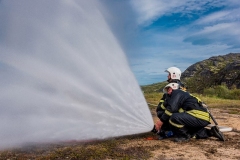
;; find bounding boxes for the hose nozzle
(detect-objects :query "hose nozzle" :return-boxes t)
[151,125,158,133]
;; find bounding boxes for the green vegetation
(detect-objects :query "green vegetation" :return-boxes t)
[142,82,240,103]
[142,83,240,115]
[183,75,213,93]
[203,85,240,100]
[141,82,167,93]
[1,81,239,160]
[143,81,240,100]
[0,134,156,160]
[181,53,240,93]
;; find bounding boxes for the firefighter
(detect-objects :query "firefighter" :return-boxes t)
[165,66,185,89]
[160,84,225,142]
[153,67,185,138]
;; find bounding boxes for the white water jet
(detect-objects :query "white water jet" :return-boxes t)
[0,0,154,149]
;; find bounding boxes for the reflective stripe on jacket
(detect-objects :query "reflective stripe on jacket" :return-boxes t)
[187,109,210,122]
[160,89,209,123]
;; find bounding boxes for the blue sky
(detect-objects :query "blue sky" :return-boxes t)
[102,0,240,85]
[0,0,239,148]
[1,0,240,86]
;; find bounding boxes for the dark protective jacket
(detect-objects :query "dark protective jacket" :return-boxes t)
[156,80,185,113]
[160,89,210,123]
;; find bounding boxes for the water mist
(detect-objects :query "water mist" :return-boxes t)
[0,0,154,149]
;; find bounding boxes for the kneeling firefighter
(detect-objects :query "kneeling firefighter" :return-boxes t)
[153,67,186,138]
[159,84,225,142]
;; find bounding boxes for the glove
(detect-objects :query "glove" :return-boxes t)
[151,125,158,134]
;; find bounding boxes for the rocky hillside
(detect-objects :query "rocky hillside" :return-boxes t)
[181,53,240,92]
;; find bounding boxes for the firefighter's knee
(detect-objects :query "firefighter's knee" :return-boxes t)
[170,113,180,122]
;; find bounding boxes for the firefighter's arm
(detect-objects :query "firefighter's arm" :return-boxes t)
[159,107,171,123]
[168,92,182,112]
[156,94,166,112]
[156,99,165,112]
[160,93,181,122]
[159,102,178,123]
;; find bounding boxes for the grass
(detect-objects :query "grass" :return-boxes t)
[193,94,240,111]
[1,89,240,159]
[144,92,240,107]
[144,92,240,115]
[0,133,155,160]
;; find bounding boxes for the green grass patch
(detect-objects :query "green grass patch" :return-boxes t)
[0,134,155,160]
[143,91,240,110]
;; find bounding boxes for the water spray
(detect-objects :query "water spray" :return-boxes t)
[0,0,154,149]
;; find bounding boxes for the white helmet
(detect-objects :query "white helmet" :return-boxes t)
[163,83,179,93]
[165,67,181,80]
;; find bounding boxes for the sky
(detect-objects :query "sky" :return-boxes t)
[0,0,239,149]
[1,0,240,86]
[102,0,240,85]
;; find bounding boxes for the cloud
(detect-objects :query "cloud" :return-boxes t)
[195,10,231,24]
[181,2,240,48]
[130,0,188,26]
[128,24,239,85]
[184,9,240,48]
[129,0,240,48]
[129,0,231,26]
[102,0,240,84]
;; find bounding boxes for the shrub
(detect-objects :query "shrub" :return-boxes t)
[203,87,215,96]
[214,85,230,98]
[203,85,240,100]
[229,89,240,99]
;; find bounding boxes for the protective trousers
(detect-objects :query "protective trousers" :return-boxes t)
[169,112,211,139]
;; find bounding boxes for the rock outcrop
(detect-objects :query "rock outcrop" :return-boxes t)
[181,53,240,91]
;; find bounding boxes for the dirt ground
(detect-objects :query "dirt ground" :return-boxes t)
[0,108,239,160]
[145,108,240,160]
